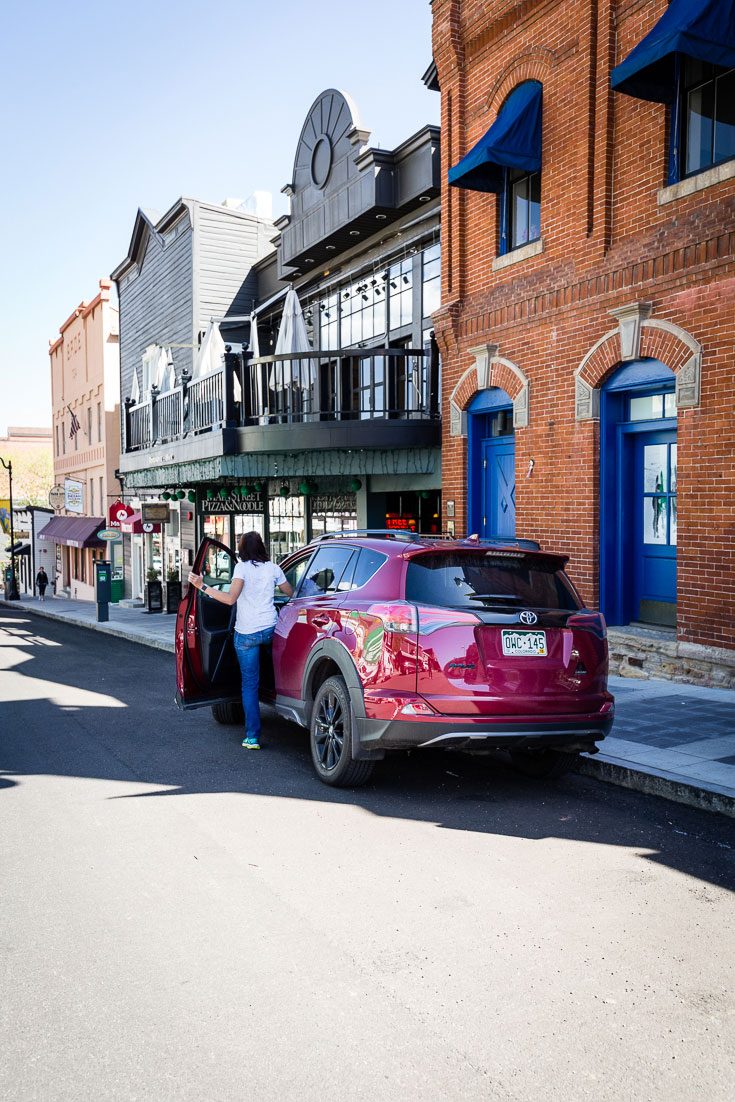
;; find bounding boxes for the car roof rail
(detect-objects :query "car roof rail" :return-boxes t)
[461,535,541,551]
[313,528,422,544]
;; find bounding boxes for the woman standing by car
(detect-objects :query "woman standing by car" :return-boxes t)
[188,531,293,749]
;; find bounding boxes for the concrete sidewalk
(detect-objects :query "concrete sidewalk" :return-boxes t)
[2,593,734,817]
[1,592,176,651]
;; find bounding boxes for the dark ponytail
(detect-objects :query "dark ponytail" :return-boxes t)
[238,530,269,563]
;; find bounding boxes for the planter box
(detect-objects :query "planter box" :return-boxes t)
[165,579,182,613]
[145,579,163,613]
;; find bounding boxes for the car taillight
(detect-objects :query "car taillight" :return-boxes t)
[416,606,481,634]
[367,602,418,633]
[567,612,607,639]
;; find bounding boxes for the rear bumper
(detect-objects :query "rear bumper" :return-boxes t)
[355,711,614,752]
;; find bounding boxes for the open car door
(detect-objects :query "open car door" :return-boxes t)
[175,538,241,710]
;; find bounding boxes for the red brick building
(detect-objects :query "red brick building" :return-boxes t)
[431,0,735,675]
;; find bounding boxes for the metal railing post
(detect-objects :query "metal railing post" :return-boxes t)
[223,348,239,427]
[149,385,159,444]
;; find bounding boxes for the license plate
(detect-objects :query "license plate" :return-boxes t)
[501,629,547,657]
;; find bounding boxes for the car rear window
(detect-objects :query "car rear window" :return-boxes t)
[405,552,582,611]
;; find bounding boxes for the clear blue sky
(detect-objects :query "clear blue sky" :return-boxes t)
[0,0,437,435]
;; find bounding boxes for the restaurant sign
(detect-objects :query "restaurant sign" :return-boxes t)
[109,500,135,528]
[198,491,265,514]
[49,484,66,510]
[311,494,356,514]
[64,478,84,514]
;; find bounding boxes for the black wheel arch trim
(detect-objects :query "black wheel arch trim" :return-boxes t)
[301,640,384,761]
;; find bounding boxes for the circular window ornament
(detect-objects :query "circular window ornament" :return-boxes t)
[310,134,332,189]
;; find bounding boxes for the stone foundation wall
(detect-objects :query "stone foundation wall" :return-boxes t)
[608,629,735,690]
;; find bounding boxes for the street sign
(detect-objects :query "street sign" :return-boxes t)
[49,485,65,510]
[97,527,122,542]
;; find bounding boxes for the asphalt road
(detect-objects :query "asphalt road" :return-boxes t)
[1,606,734,1102]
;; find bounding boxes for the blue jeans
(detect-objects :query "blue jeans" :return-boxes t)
[233,627,275,741]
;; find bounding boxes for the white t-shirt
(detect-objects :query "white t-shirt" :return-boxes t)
[232,559,287,635]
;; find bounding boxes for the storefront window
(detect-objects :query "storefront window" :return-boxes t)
[234,513,266,547]
[385,491,441,535]
[422,243,441,318]
[319,293,339,350]
[146,532,163,579]
[340,278,386,346]
[203,514,230,544]
[269,495,306,562]
[389,258,413,330]
[112,542,123,582]
[310,494,358,539]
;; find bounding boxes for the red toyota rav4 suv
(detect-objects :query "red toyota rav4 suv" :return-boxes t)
[176,531,614,787]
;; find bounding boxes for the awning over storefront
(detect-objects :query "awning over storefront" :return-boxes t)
[37,516,106,549]
[611,0,735,104]
[448,80,542,193]
[5,540,31,556]
[119,512,162,534]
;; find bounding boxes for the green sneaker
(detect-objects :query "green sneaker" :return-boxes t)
[242,738,260,750]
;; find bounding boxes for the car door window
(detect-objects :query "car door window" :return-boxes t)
[201,544,234,591]
[284,555,313,594]
[298,545,355,597]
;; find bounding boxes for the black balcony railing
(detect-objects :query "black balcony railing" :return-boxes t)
[123,347,439,453]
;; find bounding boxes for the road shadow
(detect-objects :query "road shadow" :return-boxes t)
[2,606,734,893]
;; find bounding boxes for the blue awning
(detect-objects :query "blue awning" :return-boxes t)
[611,0,735,104]
[448,81,542,194]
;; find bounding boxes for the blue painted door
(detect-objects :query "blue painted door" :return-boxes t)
[633,430,677,624]
[482,436,516,538]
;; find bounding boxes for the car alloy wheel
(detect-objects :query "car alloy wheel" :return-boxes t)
[309,675,375,788]
[314,688,344,772]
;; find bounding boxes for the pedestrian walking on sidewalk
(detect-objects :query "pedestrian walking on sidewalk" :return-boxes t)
[188,531,293,749]
[36,567,49,601]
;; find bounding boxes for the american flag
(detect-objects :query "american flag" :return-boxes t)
[67,404,80,439]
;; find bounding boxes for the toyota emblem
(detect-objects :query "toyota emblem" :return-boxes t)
[519,610,537,625]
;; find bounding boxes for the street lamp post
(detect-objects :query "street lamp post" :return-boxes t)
[0,455,19,600]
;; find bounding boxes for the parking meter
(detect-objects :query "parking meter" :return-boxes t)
[4,565,18,601]
[94,560,112,622]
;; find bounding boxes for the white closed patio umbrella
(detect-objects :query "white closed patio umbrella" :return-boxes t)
[155,346,175,393]
[274,286,313,418]
[192,321,226,379]
[130,365,141,405]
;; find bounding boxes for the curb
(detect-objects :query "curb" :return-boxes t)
[0,599,175,654]
[3,599,733,818]
[575,754,735,819]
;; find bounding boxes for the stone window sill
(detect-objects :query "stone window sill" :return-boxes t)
[658,160,735,206]
[492,238,544,271]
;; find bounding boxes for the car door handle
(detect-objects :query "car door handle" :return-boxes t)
[312,614,330,628]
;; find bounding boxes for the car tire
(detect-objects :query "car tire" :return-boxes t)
[510,748,579,779]
[211,701,245,726]
[310,676,375,788]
